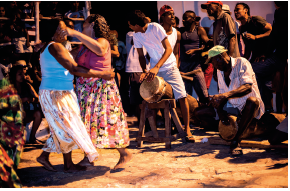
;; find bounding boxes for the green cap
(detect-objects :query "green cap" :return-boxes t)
[204,45,228,65]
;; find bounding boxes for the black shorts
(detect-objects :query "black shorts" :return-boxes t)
[129,72,143,105]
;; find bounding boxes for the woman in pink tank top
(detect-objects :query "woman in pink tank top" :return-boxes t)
[62,14,131,170]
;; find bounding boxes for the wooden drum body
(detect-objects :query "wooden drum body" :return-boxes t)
[218,113,286,141]
[140,76,173,103]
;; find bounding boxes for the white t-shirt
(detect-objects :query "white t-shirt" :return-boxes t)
[133,22,176,72]
[167,27,177,50]
[126,32,150,73]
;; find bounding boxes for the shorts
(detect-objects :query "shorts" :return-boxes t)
[157,66,187,100]
[12,37,33,53]
[129,72,143,105]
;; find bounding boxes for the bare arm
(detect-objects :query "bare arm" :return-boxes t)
[155,37,172,69]
[145,37,172,82]
[210,84,252,109]
[174,31,181,67]
[63,27,109,56]
[136,48,147,72]
[48,43,114,79]
[111,45,120,58]
[227,35,236,57]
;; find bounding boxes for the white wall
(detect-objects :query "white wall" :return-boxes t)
[157,1,276,26]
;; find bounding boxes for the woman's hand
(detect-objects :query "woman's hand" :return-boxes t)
[59,27,75,38]
[102,69,115,80]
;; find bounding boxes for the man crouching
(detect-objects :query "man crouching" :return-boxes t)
[194,45,265,155]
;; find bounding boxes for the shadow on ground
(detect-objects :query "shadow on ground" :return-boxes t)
[17,165,110,187]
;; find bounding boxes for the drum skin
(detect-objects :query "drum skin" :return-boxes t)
[140,76,173,103]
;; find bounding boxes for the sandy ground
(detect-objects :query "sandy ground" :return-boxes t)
[17,116,288,188]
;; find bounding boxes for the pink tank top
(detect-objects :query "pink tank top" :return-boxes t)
[76,38,111,71]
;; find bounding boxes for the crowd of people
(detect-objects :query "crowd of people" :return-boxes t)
[0,1,288,188]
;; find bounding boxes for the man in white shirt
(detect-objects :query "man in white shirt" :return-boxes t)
[128,10,195,142]
[193,45,265,155]
[159,5,181,67]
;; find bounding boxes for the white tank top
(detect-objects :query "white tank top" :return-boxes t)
[167,27,177,49]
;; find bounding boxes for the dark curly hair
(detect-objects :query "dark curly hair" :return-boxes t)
[88,14,114,44]
[39,19,62,43]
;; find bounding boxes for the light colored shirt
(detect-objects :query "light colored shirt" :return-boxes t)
[217,57,265,119]
[133,22,176,72]
[167,26,177,50]
[125,31,150,73]
[40,42,74,91]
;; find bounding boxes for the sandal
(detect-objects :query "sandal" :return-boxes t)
[230,149,243,156]
[185,135,195,143]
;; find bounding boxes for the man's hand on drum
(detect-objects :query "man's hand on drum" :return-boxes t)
[146,67,159,82]
[217,109,230,126]
[139,72,149,83]
[209,93,228,109]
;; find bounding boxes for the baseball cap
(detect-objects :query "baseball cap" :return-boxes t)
[160,5,174,17]
[201,1,223,9]
[222,4,230,12]
[204,45,228,65]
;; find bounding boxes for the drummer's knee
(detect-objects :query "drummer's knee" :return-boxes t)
[246,97,259,109]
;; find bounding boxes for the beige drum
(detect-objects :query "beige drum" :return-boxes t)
[140,76,173,103]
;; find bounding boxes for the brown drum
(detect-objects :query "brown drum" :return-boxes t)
[140,76,173,103]
[218,113,286,141]
[175,94,199,122]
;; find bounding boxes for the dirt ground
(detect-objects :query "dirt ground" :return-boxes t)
[17,116,288,188]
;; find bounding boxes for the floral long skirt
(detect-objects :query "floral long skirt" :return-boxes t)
[76,77,130,149]
[0,78,25,188]
[39,89,99,162]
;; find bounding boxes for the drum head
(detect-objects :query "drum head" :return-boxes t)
[140,76,165,103]
[218,115,238,141]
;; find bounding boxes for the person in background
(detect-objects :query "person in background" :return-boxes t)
[222,4,244,57]
[4,1,18,19]
[179,10,210,105]
[21,2,34,19]
[234,2,273,113]
[9,65,42,144]
[173,16,180,29]
[0,6,6,17]
[39,1,64,19]
[201,1,240,58]
[64,1,84,42]
[9,10,33,66]
[0,66,26,188]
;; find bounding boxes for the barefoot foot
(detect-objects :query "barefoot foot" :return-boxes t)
[113,150,133,170]
[36,157,57,172]
[64,164,87,173]
[77,157,94,166]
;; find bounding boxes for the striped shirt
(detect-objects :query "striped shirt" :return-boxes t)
[217,57,265,119]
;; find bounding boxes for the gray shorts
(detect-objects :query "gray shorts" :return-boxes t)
[157,66,187,100]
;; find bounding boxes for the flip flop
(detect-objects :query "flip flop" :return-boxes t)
[185,135,195,143]
[230,149,243,156]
